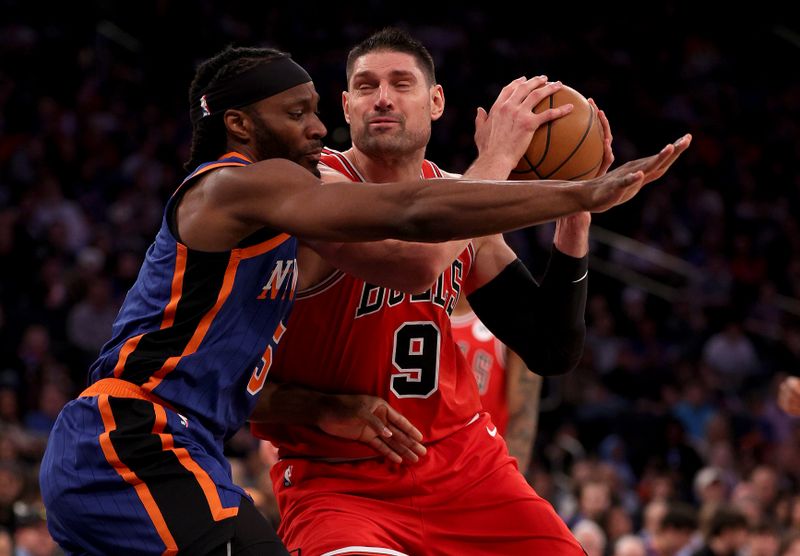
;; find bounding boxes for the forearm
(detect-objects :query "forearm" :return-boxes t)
[539,248,588,348]
[467,252,587,375]
[249,382,329,425]
[395,179,587,242]
[504,361,542,472]
[262,172,589,243]
[306,238,470,294]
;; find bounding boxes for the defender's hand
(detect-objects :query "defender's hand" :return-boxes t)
[579,134,692,213]
[317,394,427,463]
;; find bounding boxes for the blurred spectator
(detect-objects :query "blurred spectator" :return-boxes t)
[646,503,698,556]
[65,276,118,356]
[693,467,728,507]
[11,501,57,556]
[614,534,646,556]
[0,527,11,556]
[779,531,800,556]
[572,519,607,556]
[747,520,781,556]
[569,480,612,528]
[21,382,68,436]
[690,507,748,556]
[702,319,761,390]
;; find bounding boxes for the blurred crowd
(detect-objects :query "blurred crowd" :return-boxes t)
[0,3,798,555]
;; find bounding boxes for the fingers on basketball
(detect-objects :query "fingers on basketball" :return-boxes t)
[509,85,604,181]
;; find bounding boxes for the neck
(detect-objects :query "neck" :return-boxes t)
[345,146,425,183]
[226,142,258,163]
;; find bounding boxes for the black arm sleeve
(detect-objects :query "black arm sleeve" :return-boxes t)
[466,248,588,376]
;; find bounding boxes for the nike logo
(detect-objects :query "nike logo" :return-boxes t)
[486,425,497,437]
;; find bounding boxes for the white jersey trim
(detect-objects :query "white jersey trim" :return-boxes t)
[449,310,476,327]
[295,270,347,299]
[320,547,411,556]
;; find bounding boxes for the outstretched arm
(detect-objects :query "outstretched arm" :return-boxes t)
[207,135,687,246]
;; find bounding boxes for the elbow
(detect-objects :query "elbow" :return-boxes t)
[521,326,586,376]
[405,259,448,294]
[524,346,583,376]
[391,256,452,295]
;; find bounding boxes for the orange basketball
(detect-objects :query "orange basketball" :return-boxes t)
[510,85,604,180]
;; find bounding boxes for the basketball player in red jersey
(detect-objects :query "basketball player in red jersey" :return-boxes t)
[248,29,686,555]
[451,294,543,472]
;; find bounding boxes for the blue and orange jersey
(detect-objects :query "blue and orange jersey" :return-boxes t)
[89,152,298,440]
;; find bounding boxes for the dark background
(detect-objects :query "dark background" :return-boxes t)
[1,2,799,553]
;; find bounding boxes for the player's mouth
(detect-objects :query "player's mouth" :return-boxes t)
[304,148,322,162]
[368,117,401,127]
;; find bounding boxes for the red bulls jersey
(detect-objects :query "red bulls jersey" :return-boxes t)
[253,149,483,459]
[451,311,509,435]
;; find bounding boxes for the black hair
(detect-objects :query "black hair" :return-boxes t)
[706,508,748,539]
[660,503,698,532]
[346,27,436,87]
[184,46,287,171]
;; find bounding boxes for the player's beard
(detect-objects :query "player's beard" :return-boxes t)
[251,115,322,178]
[354,117,431,160]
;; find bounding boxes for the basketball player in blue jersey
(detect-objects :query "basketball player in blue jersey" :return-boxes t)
[39,44,690,555]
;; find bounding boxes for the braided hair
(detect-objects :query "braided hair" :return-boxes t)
[184,46,287,171]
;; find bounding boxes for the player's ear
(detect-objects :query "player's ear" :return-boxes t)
[342,91,351,124]
[224,109,251,142]
[430,84,444,121]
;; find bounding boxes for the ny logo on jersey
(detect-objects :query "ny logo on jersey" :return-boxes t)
[355,259,464,319]
[257,259,298,300]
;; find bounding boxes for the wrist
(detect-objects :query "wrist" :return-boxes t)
[314,393,341,427]
[554,215,590,258]
[548,244,589,281]
[464,154,518,180]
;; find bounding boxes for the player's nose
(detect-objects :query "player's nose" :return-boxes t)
[375,84,394,110]
[309,114,327,139]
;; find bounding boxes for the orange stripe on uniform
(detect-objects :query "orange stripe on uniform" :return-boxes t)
[220,151,253,162]
[97,395,179,555]
[236,232,291,259]
[114,243,187,378]
[161,244,187,328]
[113,334,145,378]
[152,405,238,521]
[142,254,241,391]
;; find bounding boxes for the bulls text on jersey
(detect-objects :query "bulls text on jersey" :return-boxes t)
[355,259,464,319]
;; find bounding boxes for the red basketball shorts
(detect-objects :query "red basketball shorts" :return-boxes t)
[270,413,583,556]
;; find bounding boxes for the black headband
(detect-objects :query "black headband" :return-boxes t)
[190,56,312,124]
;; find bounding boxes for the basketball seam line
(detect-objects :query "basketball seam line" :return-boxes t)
[532,94,555,169]
[543,105,595,179]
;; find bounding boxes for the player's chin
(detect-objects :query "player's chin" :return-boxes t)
[299,158,322,178]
